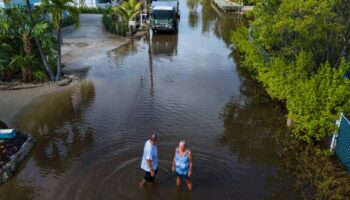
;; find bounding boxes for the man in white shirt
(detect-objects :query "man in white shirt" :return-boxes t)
[140,134,158,185]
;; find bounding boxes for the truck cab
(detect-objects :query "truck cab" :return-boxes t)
[150,0,179,33]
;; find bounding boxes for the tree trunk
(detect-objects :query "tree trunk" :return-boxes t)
[56,26,62,81]
[25,0,55,81]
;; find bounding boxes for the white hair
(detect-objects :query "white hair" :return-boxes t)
[179,140,186,147]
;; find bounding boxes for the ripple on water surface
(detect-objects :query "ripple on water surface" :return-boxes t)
[1,1,299,199]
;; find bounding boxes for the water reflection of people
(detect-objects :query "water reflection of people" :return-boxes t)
[140,134,159,186]
[172,140,193,191]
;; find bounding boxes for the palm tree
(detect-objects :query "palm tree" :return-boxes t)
[112,0,143,33]
[1,6,55,81]
[4,0,56,81]
[40,0,80,80]
[18,19,53,81]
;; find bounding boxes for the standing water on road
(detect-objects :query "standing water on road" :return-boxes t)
[0,0,299,199]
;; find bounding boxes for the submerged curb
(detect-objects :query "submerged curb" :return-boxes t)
[0,75,79,90]
[0,133,34,184]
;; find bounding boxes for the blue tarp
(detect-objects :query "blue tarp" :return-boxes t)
[0,129,16,139]
[336,114,350,171]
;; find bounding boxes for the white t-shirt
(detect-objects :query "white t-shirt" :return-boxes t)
[141,140,158,172]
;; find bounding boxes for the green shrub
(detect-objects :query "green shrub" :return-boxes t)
[102,13,127,36]
[33,70,49,82]
[0,7,58,82]
[79,7,111,14]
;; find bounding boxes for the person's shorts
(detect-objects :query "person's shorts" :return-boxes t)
[143,169,158,183]
[176,172,189,180]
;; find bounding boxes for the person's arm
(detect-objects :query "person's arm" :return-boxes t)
[172,149,176,172]
[145,144,155,177]
[146,159,155,177]
[188,151,193,177]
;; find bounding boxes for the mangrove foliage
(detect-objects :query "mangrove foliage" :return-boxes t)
[232,0,350,143]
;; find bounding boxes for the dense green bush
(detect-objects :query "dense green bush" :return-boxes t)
[102,13,127,36]
[231,0,350,143]
[79,6,111,14]
[0,7,58,82]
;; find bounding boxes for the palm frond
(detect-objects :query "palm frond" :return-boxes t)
[32,22,50,37]
[41,0,81,28]
[10,55,38,69]
[113,0,143,24]
[113,6,129,23]
[0,51,9,69]
[0,22,10,34]
[0,42,13,51]
[134,2,143,10]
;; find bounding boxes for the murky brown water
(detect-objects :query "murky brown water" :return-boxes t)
[0,0,299,199]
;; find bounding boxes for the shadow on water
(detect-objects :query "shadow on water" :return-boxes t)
[219,96,281,165]
[217,62,299,199]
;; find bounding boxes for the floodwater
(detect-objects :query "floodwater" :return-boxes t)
[0,0,299,199]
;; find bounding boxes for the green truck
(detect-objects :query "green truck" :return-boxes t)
[150,0,180,33]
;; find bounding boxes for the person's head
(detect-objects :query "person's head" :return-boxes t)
[150,133,158,144]
[179,140,187,152]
